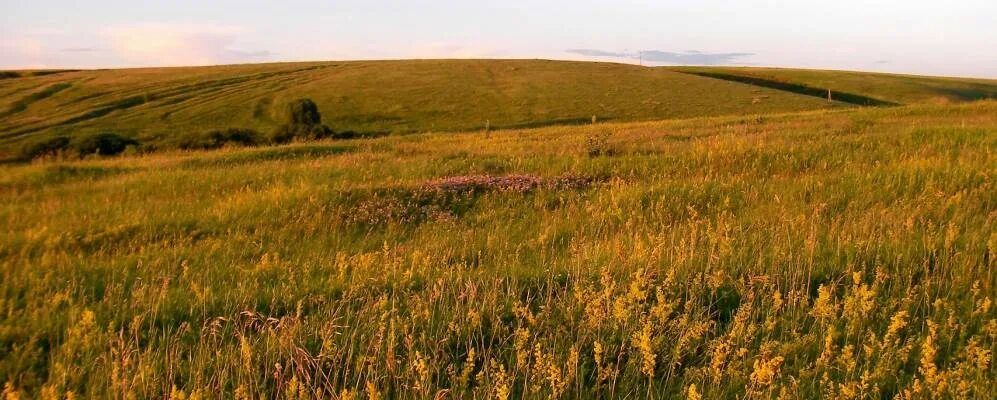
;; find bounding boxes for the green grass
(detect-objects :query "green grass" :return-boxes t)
[0,59,855,157]
[0,101,994,398]
[670,66,997,105]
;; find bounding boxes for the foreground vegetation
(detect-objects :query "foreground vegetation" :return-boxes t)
[1,101,995,398]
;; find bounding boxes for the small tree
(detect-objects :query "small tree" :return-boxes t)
[286,99,322,125]
[272,98,339,143]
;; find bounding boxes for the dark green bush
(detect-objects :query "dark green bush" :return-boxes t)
[271,98,341,143]
[73,133,139,157]
[179,128,263,150]
[286,98,322,125]
[223,129,262,146]
[19,136,71,160]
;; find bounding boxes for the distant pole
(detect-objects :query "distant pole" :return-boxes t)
[485,120,490,138]
[592,115,597,124]
[827,89,832,103]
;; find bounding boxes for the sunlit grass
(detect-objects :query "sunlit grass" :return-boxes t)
[0,101,994,398]
[0,59,851,159]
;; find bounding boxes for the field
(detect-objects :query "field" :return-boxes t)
[1,96,995,398]
[0,59,865,158]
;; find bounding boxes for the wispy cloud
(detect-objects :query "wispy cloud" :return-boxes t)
[566,48,754,65]
[565,49,631,58]
[101,23,272,66]
[61,47,100,53]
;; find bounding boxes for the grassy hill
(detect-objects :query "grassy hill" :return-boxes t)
[0,60,850,156]
[1,101,994,398]
[671,66,997,105]
[5,60,995,160]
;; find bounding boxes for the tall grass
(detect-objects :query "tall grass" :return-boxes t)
[0,102,994,398]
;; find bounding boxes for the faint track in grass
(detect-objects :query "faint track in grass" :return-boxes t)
[0,65,330,140]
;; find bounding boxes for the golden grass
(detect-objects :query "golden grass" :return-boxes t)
[0,101,994,398]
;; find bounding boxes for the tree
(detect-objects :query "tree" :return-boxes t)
[272,98,340,143]
[286,98,322,125]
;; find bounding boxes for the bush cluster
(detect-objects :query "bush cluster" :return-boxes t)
[17,98,355,161]
[271,98,343,143]
[19,133,140,160]
[19,136,72,160]
[73,133,139,157]
[179,128,263,150]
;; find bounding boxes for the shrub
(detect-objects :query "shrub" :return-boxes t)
[179,128,263,150]
[286,98,322,125]
[73,133,139,157]
[272,98,341,143]
[19,136,71,160]
[223,128,262,146]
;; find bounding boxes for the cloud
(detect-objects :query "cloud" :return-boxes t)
[565,49,631,58]
[61,47,100,53]
[566,48,754,65]
[101,23,272,66]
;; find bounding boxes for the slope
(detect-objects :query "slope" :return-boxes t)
[0,59,844,155]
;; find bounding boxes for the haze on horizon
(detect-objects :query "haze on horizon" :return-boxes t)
[2,0,995,78]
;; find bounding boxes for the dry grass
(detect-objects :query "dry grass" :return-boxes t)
[0,101,994,398]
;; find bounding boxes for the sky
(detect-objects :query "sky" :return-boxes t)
[2,0,996,78]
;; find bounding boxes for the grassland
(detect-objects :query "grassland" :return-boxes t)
[0,59,855,158]
[670,66,997,105]
[1,99,994,398]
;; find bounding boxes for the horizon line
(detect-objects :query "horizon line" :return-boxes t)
[2,57,995,81]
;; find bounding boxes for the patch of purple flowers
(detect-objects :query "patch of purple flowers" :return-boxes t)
[423,174,592,193]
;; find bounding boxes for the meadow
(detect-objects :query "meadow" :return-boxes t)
[0,59,860,159]
[1,99,994,398]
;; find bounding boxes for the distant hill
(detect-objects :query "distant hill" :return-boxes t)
[0,60,841,156]
[669,66,997,105]
[2,59,994,158]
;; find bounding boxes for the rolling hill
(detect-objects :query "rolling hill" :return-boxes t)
[3,59,995,160]
[0,59,845,156]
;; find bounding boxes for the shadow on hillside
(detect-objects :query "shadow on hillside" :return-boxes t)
[494,116,615,130]
[678,71,899,106]
[935,86,997,102]
[179,143,357,168]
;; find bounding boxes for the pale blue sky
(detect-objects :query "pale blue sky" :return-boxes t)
[2,0,995,77]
